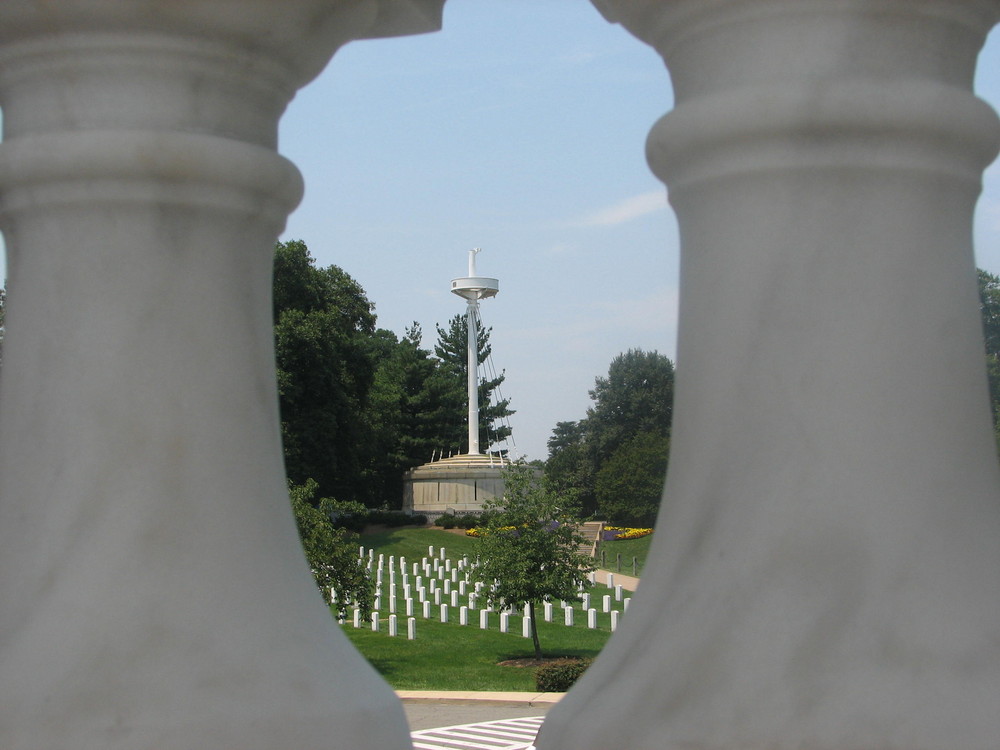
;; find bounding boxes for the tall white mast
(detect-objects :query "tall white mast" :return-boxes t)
[450,248,499,456]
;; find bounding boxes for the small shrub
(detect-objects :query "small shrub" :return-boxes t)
[454,513,480,529]
[437,513,457,529]
[534,658,593,692]
[367,510,419,528]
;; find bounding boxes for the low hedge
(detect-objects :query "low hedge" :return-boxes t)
[534,657,593,692]
[436,512,489,530]
[336,511,427,532]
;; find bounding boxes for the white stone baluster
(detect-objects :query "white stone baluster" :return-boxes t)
[0,2,443,749]
[540,1,1000,749]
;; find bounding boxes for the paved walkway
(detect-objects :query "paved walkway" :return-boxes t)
[592,567,639,591]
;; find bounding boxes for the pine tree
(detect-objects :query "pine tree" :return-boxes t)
[434,313,514,454]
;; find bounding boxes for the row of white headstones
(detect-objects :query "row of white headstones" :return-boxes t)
[333,545,632,641]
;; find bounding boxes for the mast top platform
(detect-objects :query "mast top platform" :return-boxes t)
[451,247,499,301]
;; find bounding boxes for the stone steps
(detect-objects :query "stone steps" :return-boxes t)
[575,521,604,558]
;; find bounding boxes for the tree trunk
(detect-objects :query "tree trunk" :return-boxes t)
[529,600,542,660]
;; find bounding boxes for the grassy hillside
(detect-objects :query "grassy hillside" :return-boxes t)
[345,526,628,690]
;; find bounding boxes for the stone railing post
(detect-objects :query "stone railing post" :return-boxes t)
[539,1,1000,748]
[0,2,442,749]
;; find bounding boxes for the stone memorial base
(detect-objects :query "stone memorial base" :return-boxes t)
[402,454,506,518]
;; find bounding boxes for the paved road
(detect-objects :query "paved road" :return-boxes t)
[403,701,551,731]
[409,715,544,750]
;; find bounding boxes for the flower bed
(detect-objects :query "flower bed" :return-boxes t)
[602,526,653,541]
[466,525,518,538]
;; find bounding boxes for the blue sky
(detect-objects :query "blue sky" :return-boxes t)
[5,2,1000,462]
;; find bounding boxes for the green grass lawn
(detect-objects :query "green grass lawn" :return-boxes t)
[341,616,610,691]
[360,525,654,577]
[344,527,629,690]
[596,533,653,576]
[359,526,480,562]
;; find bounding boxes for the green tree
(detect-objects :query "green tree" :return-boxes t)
[289,478,374,619]
[273,240,377,503]
[594,430,670,526]
[435,313,514,454]
[977,268,1000,454]
[361,323,466,504]
[546,349,674,521]
[544,421,593,503]
[470,464,594,659]
[0,283,5,370]
[586,349,674,463]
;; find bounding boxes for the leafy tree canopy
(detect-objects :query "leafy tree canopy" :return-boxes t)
[289,478,373,619]
[978,268,1000,454]
[471,463,594,659]
[0,283,5,369]
[274,241,377,503]
[546,349,674,522]
[594,430,670,527]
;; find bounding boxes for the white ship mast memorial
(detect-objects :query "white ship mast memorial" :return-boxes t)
[402,249,508,518]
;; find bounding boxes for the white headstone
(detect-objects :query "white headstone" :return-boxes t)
[564,607,574,627]
[544,601,553,622]
[388,614,397,637]
[459,606,468,626]
[500,612,510,633]
[522,615,532,638]
[603,595,611,613]
[611,610,620,633]
[588,608,598,629]
[407,617,416,641]
[479,609,489,630]
[440,604,448,623]
[422,601,430,619]
[370,612,379,633]
[615,585,623,602]
[405,598,414,617]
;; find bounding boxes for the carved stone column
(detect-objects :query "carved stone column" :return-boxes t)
[0,2,442,749]
[539,1,1000,748]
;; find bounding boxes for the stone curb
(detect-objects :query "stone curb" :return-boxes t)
[397,690,566,706]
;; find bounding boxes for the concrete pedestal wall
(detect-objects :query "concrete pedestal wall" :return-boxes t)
[403,454,506,517]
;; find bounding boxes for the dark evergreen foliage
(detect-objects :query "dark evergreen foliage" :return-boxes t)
[435,313,514,454]
[545,349,674,523]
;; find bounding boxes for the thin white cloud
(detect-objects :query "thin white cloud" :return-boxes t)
[576,190,667,227]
